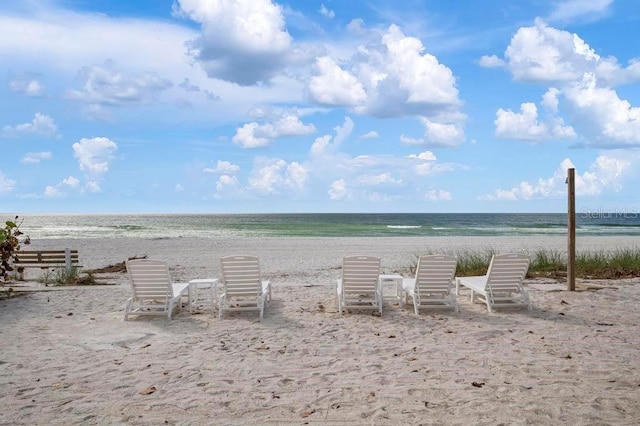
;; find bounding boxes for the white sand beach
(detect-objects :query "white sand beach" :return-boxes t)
[1,236,640,425]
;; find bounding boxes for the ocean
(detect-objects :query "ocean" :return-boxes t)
[14,212,640,240]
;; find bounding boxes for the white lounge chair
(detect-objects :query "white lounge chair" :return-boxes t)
[218,255,271,320]
[455,253,531,312]
[336,255,382,315]
[402,254,458,314]
[124,259,190,320]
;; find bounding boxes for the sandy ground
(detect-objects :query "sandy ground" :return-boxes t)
[1,236,640,425]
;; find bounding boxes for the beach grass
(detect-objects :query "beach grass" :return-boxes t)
[40,267,97,286]
[450,247,496,276]
[412,247,640,279]
[529,247,640,279]
[575,247,640,278]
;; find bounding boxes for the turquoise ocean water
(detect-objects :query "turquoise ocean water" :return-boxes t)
[15,212,640,240]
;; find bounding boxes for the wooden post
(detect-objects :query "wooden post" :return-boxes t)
[65,248,72,272]
[567,168,576,291]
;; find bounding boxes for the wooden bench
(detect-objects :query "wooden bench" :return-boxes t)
[14,249,81,281]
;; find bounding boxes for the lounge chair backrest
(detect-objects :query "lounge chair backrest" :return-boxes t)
[124,258,190,320]
[220,255,262,297]
[126,259,173,301]
[336,255,382,315]
[486,253,530,293]
[341,255,381,296]
[455,253,532,312]
[414,254,457,300]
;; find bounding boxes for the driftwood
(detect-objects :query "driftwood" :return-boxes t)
[87,255,147,274]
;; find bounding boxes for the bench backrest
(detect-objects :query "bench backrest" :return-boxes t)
[15,250,79,269]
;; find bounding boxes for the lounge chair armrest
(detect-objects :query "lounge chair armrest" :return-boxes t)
[401,278,416,294]
[261,280,271,301]
[172,283,190,297]
[456,276,487,293]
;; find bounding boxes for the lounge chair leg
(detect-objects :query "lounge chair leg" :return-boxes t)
[124,299,132,321]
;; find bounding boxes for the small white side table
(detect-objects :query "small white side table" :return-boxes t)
[189,278,218,314]
[379,274,403,304]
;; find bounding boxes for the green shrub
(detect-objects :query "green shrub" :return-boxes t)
[0,216,30,298]
[0,216,30,281]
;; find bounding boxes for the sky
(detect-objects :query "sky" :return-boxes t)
[1,0,639,214]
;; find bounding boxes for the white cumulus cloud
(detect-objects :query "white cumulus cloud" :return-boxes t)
[319,4,335,19]
[478,54,505,68]
[204,160,240,174]
[489,20,640,147]
[84,181,101,193]
[0,171,16,193]
[425,189,452,201]
[495,87,577,142]
[175,0,292,85]
[419,118,465,147]
[358,131,379,140]
[247,158,308,195]
[408,151,437,161]
[2,113,59,138]
[307,25,462,121]
[20,151,52,164]
[215,174,242,196]
[72,137,118,177]
[501,19,640,86]
[233,112,316,148]
[328,179,349,200]
[310,116,354,157]
[357,172,401,186]
[66,61,172,109]
[44,175,80,198]
[480,156,630,200]
[9,74,46,97]
[308,57,368,106]
[563,73,640,146]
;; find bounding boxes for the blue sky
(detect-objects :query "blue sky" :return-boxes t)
[1,0,639,214]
